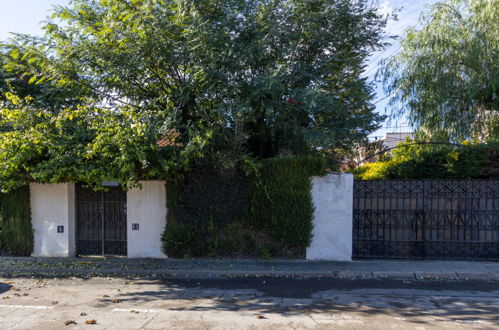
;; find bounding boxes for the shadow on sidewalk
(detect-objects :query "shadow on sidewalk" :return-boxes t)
[95,277,499,327]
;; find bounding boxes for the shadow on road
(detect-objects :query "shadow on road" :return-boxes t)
[102,277,499,327]
[0,281,12,295]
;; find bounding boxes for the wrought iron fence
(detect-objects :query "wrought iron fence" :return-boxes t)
[353,180,499,260]
[76,185,127,256]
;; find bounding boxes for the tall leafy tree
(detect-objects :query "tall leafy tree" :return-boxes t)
[1,40,86,112]
[382,0,499,142]
[1,0,388,189]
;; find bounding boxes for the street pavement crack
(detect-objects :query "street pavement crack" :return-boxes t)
[306,311,320,326]
[139,311,159,330]
[200,312,209,330]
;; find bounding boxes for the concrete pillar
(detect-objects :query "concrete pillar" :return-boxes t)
[127,181,168,258]
[30,183,76,257]
[306,173,353,261]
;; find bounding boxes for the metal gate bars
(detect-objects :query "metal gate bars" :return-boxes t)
[76,184,127,256]
[353,180,499,260]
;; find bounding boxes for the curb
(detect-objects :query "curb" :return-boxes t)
[1,268,498,281]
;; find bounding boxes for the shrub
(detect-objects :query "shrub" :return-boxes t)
[168,167,247,230]
[0,186,33,256]
[352,142,498,180]
[161,222,204,258]
[162,164,250,258]
[245,155,327,251]
[161,155,327,258]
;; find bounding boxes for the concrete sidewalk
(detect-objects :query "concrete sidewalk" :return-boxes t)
[1,257,498,280]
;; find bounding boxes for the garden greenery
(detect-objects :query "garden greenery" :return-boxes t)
[382,0,499,142]
[245,155,327,250]
[0,0,388,257]
[161,155,327,258]
[0,0,387,190]
[352,142,499,180]
[0,186,33,256]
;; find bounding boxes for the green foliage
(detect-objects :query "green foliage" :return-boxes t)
[382,0,499,142]
[162,156,327,258]
[353,142,498,180]
[245,155,327,250]
[162,165,252,258]
[161,220,281,259]
[161,222,202,258]
[0,93,171,190]
[167,166,248,229]
[0,186,33,256]
[0,47,85,112]
[1,0,387,190]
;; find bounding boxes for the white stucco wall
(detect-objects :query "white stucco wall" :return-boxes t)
[30,183,76,257]
[306,173,353,261]
[127,181,168,258]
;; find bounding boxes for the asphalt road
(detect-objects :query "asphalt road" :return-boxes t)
[0,276,498,329]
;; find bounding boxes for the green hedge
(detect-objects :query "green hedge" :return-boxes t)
[352,142,498,180]
[0,186,33,256]
[161,155,327,258]
[165,167,248,230]
[245,155,327,251]
[161,166,252,258]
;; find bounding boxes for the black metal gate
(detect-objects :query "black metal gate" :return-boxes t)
[76,184,127,256]
[353,180,499,260]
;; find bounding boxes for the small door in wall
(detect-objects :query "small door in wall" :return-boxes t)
[76,184,127,256]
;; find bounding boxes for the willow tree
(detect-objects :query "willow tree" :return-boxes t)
[1,0,388,189]
[382,0,499,142]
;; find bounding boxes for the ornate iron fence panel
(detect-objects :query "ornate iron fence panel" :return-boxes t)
[353,180,499,259]
[76,185,127,256]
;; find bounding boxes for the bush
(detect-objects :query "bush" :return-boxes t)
[161,222,204,258]
[169,167,247,230]
[245,155,327,251]
[0,186,33,256]
[161,155,327,258]
[162,164,251,258]
[161,220,289,258]
[352,142,499,180]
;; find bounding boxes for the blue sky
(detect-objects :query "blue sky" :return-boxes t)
[0,0,68,40]
[367,0,440,139]
[0,0,439,139]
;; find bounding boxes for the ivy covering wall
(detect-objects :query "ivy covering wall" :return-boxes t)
[161,155,327,258]
[0,186,33,256]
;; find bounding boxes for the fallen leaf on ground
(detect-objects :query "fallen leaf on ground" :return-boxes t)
[51,301,59,305]
[4,281,13,285]
[84,320,97,325]
[80,312,87,316]
[112,298,121,303]
[64,320,77,326]
[103,295,110,298]
[129,310,139,313]
[2,296,9,299]
[23,293,29,296]
[256,315,266,319]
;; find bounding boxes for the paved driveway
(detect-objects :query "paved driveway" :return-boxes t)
[0,276,498,329]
